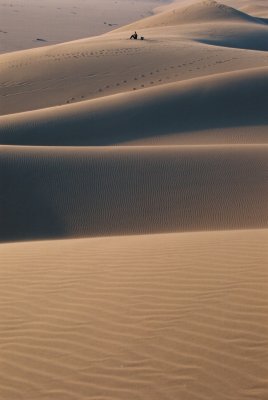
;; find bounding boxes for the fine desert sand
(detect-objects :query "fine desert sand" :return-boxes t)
[0,0,166,54]
[0,0,268,399]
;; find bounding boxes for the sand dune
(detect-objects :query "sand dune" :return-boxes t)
[0,229,268,400]
[192,21,268,51]
[1,0,268,399]
[1,2,268,115]
[222,0,268,18]
[1,144,267,242]
[241,4,268,18]
[117,0,268,52]
[1,66,267,146]
[117,0,263,29]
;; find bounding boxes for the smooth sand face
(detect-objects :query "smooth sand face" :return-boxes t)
[0,0,268,399]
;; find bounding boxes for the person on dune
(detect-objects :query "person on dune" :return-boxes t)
[130,31,138,40]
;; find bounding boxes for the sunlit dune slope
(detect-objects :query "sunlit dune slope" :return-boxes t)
[0,66,267,146]
[0,229,268,400]
[1,1,268,116]
[116,0,262,29]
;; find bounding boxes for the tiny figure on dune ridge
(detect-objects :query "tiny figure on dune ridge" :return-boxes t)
[130,31,145,40]
[130,31,138,40]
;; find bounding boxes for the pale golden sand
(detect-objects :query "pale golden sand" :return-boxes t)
[0,229,268,399]
[0,0,268,398]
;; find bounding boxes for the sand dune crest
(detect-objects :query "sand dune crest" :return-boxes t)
[1,66,268,146]
[1,1,268,399]
[116,0,263,30]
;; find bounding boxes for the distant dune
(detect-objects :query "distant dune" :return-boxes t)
[117,0,262,29]
[0,0,168,54]
[0,1,268,399]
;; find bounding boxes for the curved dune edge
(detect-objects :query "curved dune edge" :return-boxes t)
[1,66,268,146]
[1,2,268,399]
[1,2,268,116]
[115,0,262,30]
[1,144,267,242]
[1,228,268,400]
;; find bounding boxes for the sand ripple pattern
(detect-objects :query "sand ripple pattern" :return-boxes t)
[0,145,267,242]
[0,229,268,400]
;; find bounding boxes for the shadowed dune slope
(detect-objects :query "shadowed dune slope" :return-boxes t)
[193,21,268,51]
[0,145,267,242]
[0,229,268,400]
[0,67,268,146]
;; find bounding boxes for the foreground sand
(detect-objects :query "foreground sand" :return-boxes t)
[1,229,268,399]
[0,0,268,398]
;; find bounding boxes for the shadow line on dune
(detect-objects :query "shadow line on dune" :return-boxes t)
[1,66,268,147]
[196,38,268,52]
